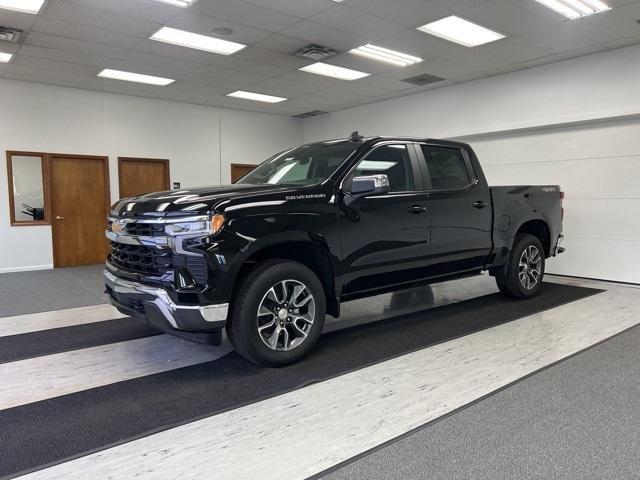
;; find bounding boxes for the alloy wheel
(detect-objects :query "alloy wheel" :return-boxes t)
[518,245,542,290]
[256,279,316,352]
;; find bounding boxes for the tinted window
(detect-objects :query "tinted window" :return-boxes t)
[421,146,470,190]
[237,142,357,186]
[352,144,414,192]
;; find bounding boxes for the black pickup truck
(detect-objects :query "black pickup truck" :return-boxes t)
[105,134,564,366]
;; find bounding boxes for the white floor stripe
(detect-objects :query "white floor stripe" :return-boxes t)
[0,335,230,410]
[18,285,639,480]
[0,304,126,338]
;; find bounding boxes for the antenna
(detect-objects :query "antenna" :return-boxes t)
[349,131,364,142]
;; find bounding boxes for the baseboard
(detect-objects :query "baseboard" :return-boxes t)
[0,264,54,274]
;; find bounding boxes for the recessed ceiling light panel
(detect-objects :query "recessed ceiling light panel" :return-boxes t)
[534,0,610,19]
[299,62,370,80]
[349,44,423,67]
[417,16,505,47]
[152,0,198,7]
[151,27,245,55]
[0,0,46,14]
[0,52,13,63]
[97,69,175,86]
[227,91,287,103]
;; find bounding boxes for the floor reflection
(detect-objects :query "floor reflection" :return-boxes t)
[324,273,499,333]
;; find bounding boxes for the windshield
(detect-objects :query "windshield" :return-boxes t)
[236,142,358,186]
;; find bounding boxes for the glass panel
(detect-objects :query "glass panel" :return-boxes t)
[10,155,46,222]
[353,145,414,192]
[420,146,470,190]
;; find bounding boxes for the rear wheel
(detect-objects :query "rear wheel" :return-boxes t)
[227,260,326,367]
[495,234,545,299]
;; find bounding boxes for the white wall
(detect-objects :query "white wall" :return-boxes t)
[0,79,302,273]
[304,44,640,284]
[466,118,640,284]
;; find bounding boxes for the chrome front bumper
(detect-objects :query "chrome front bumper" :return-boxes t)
[103,270,228,331]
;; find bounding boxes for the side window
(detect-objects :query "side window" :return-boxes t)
[352,144,414,192]
[420,146,470,190]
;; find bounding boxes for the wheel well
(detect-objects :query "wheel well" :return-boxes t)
[234,242,338,317]
[516,220,551,256]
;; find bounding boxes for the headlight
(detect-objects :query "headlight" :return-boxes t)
[164,214,225,236]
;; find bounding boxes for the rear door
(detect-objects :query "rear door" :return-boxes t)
[416,143,492,275]
[339,142,430,296]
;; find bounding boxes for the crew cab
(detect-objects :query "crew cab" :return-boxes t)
[104,134,564,366]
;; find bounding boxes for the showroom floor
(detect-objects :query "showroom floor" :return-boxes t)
[1,267,639,479]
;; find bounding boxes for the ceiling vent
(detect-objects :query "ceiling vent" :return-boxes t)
[292,110,329,119]
[294,44,338,61]
[0,27,22,43]
[401,73,446,86]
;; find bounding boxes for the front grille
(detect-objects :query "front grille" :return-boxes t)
[108,242,207,283]
[107,220,166,237]
[106,286,144,312]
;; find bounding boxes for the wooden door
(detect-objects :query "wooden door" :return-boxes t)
[50,155,110,267]
[118,157,170,198]
[231,163,256,183]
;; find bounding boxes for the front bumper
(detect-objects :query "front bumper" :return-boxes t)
[104,270,228,340]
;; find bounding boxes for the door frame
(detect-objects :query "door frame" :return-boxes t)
[49,153,111,268]
[117,157,170,196]
[6,150,52,226]
[230,163,257,183]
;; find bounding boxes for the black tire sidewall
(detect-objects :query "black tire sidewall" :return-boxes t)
[230,260,326,367]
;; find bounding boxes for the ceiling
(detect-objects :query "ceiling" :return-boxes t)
[1,0,640,117]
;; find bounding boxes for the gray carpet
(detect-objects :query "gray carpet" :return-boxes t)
[0,265,107,317]
[321,323,640,480]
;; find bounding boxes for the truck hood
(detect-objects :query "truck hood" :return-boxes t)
[111,184,299,217]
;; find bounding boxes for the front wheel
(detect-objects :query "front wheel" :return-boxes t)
[495,233,545,299]
[227,260,326,367]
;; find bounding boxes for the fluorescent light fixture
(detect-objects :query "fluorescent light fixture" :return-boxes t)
[152,0,198,7]
[534,0,610,19]
[349,44,423,67]
[150,27,246,55]
[299,62,370,81]
[97,69,175,86]
[0,0,46,14]
[417,16,505,47]
[227,90,287,103]
[0,52,12,63]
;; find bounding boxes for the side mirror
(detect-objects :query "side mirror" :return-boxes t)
[344,174,390,206]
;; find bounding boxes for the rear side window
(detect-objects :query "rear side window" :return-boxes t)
[420,146,470,190]
[352,144,414,192]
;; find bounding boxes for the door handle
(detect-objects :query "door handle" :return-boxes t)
[472,201,487,209]
[407,205,427,214]
[55,215,65,220]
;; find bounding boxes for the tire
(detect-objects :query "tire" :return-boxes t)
[495,233,545,299]
[227,259,326,367]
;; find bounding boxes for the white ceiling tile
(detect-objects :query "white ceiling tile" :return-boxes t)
[164,11,272,44]
[10,53,98,74]
[134,38,226,63]
[190,0,301,31]
[573,10,640,44]
[61,0,180,24]
[375,30,459,60]
[32,17,143,49]
[24,31,128,59]
[242,0,335,18]
[344,0,449,27]
[459,0,559,36]
[428,0,493,13]
[519,20,599,54]
[234,46,310,69]
[2,63,95,83]
[41,1,160,39]
[320,52,395,75]
[478,36,553,63]
[309,5,406,40]
[1,71,89,89]
[280,19,367,52]
[0,8,38,31]
[253,33,307,54]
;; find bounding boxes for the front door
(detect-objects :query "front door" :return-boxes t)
[50,155,110,267]
[338,143,430,297]
[416,143,492,275]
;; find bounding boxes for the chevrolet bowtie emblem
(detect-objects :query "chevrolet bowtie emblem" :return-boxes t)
[110,221,125,234]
